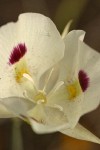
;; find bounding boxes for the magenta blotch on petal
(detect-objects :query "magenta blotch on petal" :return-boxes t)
[9,43,27,65]
[78,70,89,92]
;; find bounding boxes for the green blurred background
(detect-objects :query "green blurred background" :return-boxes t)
[0,0,100,149]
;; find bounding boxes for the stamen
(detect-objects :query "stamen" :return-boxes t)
[54,104,63,111]
[37,99,45,104]
[15,60,30,83]
[78,70,89,92]
[34,91,47,104]
[23,73,34,84]
[43,68,54,92]
[9,43,27,65]
[48,81,64,96]
[15,69,29,83]
[53,81,64,93]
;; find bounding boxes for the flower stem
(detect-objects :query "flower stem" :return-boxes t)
[12,118,23,150]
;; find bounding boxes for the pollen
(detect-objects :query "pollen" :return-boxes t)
[34,91,47,104]
[9,43,27,65]
[66,80,82,100]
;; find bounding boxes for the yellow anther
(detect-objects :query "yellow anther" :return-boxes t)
[66,80,82,100]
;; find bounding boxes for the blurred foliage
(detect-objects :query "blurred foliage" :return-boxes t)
[54,0,89,33]
[21,0,49,15]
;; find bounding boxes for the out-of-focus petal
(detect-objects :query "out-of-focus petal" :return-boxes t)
[0,22,21,98]
[0,70,24,98]
[29,119,69,134]
[0,102,15,118]
[60,123,100,144]
[39,65,60,94]
[0,97,34,116]
[28,104,70,133]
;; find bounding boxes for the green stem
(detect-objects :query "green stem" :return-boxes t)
[12,119,23,150]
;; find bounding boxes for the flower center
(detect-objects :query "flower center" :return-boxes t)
[66,70,89,100]
[66,80,82,100]
[34,91,47,104]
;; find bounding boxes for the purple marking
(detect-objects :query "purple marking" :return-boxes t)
[9,43,27,65]
[78,70,89,92]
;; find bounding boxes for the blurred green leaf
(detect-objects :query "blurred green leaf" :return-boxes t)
[54,0,89,33]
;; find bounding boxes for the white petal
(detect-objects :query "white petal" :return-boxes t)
[78,40,100,75]
[0,22,21,98]
[59,30,85,81]
[46,31,85,128]
[48,85,83,128]
[39,65,60,94]
[0,21,29,98]
[0,13,64,98]
[0,22,18,68]
[78,41,100,115]
[48,30,100,128]
[29,119,69,134]
[0,102,15,118]
[82,80,100,115]
[0,97,34,116]
[29,119,57,134]
[0,69,24,98]
[60,123,100,144]
[0,66,37,99]
[17,13,65,80]
[28,104,70,133]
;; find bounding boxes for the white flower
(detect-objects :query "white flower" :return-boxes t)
[0,13,100,144]
[48,30,100,127]
[0,12,65,123]
[28,30,100,144]
[46,30,100,143]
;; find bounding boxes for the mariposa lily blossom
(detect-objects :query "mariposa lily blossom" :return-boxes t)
[0,13,100,144]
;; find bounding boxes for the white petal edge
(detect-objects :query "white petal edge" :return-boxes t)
[28,104,70,134]
[29,118,70,134]
[0,101,15,118]
[0,97,34,117]
[60,123,100,144]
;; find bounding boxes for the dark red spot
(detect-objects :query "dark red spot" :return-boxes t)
[78,70,89,92]
[9,43,27,65]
